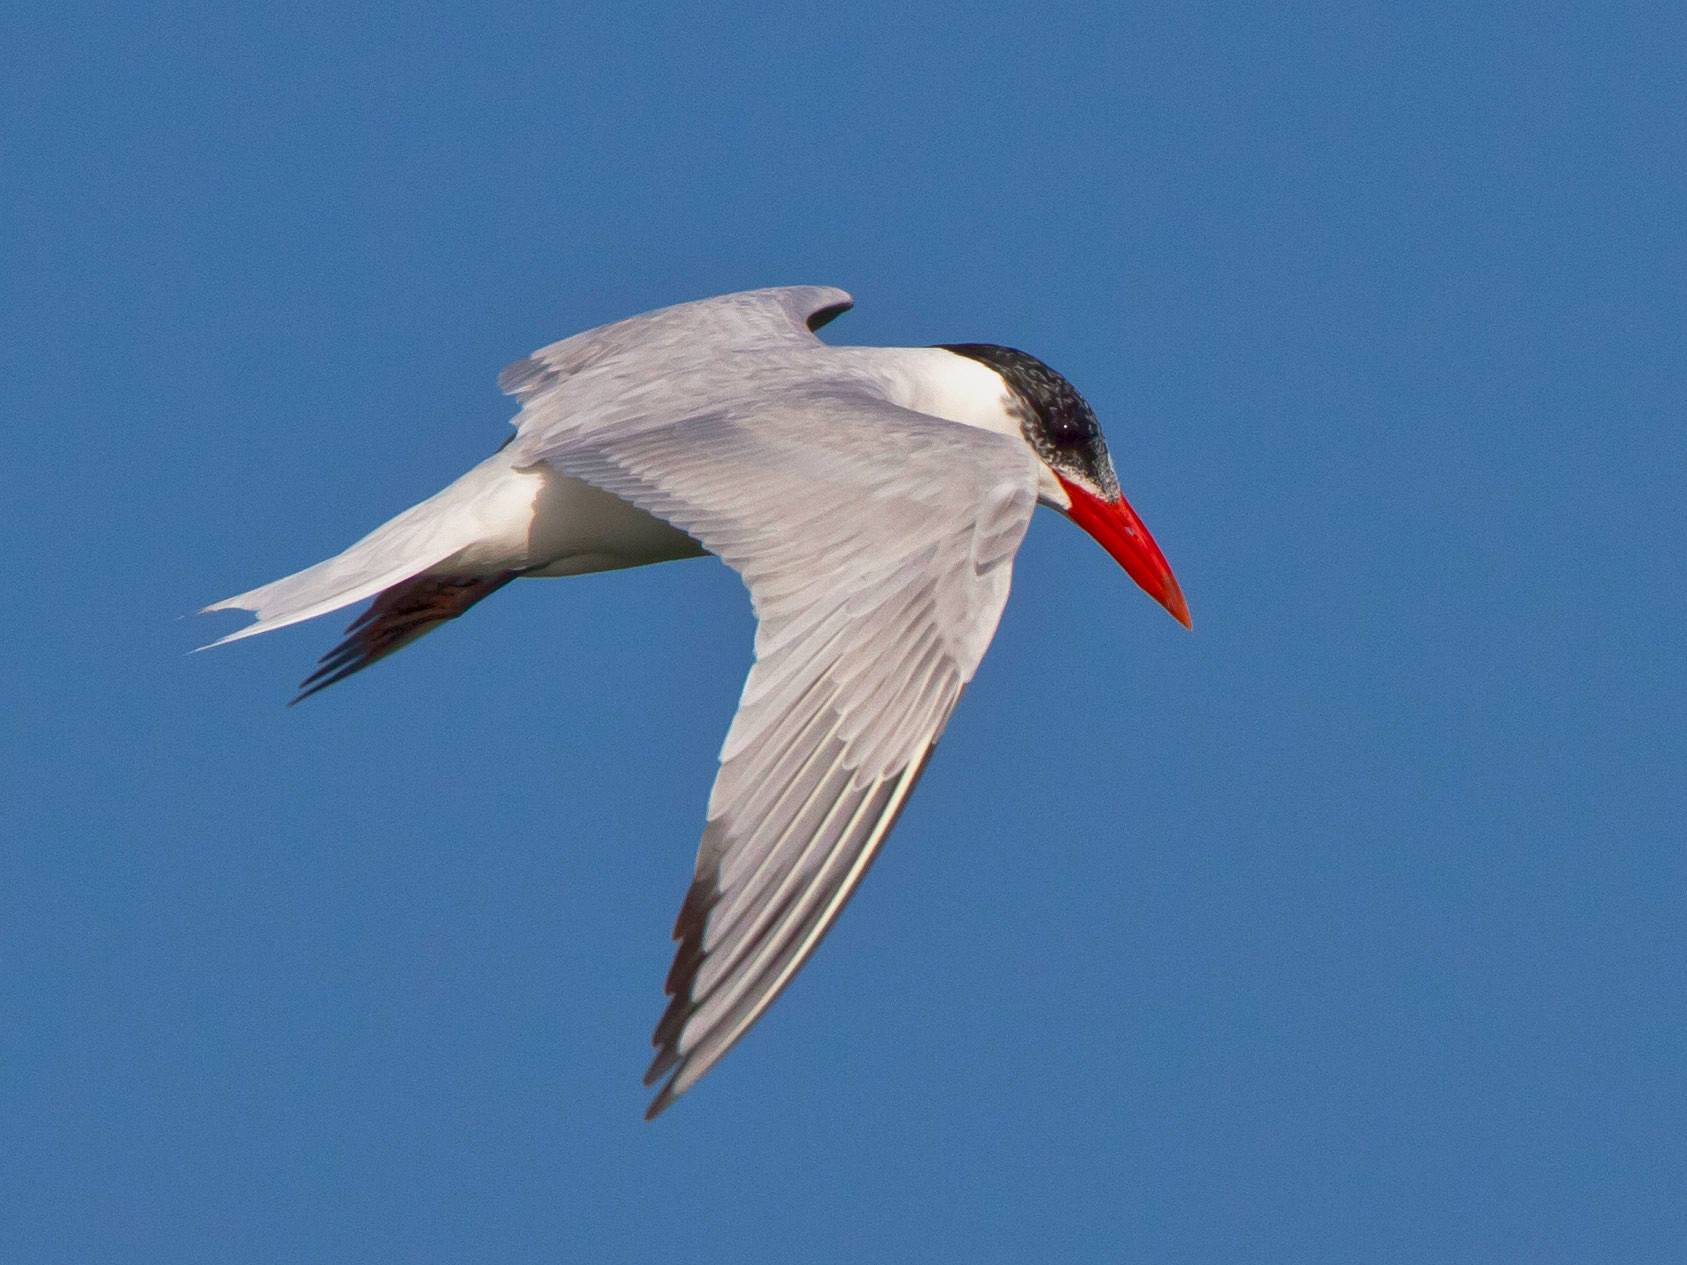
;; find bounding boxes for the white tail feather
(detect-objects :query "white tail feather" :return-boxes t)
[199,460,533,649]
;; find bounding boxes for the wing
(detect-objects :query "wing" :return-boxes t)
[289,570,519,704]
[497,286,853,404]
[522,389,1039,1117]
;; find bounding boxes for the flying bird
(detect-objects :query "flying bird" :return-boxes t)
[203,286,1191,1117]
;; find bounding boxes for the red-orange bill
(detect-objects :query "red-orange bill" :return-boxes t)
[1056,475,1191,629]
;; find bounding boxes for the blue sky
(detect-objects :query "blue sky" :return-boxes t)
[4,2,1683,1261]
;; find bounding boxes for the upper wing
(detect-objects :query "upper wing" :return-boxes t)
[521,388,1038,1117]
[497,286,853,404]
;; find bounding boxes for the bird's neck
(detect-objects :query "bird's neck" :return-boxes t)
[833,347,1025,441]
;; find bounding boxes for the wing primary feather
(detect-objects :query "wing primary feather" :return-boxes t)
[687,774,876,1020]
[718,744,939,1049]
[646,683,848,1073]
[289,571,519,704]
[712,675,847,825]
[695,785,897,1050]
[645,743,940,1117]
[692,763,864,1001]
[708,737,853,934]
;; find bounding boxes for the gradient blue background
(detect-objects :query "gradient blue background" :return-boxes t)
[4,3,1683,1261]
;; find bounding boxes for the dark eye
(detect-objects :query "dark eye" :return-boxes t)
[1051,417,1089,450]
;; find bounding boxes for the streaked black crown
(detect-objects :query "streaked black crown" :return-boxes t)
[937,343,1120,498]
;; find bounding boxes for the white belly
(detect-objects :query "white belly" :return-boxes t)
[443,465,704,578]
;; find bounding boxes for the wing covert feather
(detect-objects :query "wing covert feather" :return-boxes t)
[498,286,852,404]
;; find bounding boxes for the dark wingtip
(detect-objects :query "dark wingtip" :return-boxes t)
[643,1044,681,1089]
[644,1083,679,1121]
[287,664,355,707]
[806,300,852,332]
[639,867,722,1116]
[284,571,521,706]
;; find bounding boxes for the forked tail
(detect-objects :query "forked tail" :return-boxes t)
[199,461,524,648]
[200,460,534,696]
